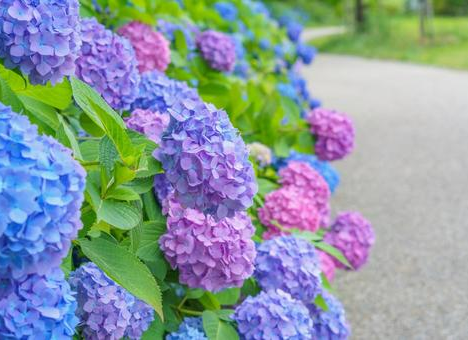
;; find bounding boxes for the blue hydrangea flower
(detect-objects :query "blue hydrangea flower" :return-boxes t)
[277,82,299,101]
[244,0,270,17]
[310,98,322,109]
[297,43,316,65]
[166,317,207,340]
[308,292,351,339]
[131,71,200,113]
[214,2,238,21]
[154,173,173,205]
[156,99,257,220]
[70,262,154,340]
[233,289,314,340]
[259,38,270,50]
[275,152,340,193]
[255,236,322,303]
[0,103,85,278]
[157,19,198,52]
[286,22,303,42]
[76,18,140,111]
[0,0,81,85]
[0,268,78,339]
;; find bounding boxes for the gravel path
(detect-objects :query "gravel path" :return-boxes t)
[303,55,468,339]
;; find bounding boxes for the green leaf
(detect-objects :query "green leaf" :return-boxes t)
[186,288,204,299]
[257,178,279,196]
[214,288,240,305]
[18,95,60,130]
[136,220,166,262]
[106,186,141,201]
[202,311,239,340]
[99,136,119,175]
[142,192,163,221]
[80,140,100,161]
[199,292,221,311]
[70,77,140,166]
[0,76,23,112]
[124,177,154,194]
[78,237,163,320]
[290,229,322,242]
[18,79,72,110]
[56,117,83,160]
[97,199,141,230]
[314,242,353,269]
[141,317,164,340]
[314,294,329,312]
[60,249,73,278]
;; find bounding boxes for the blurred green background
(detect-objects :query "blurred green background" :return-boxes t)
[266,0,468,70]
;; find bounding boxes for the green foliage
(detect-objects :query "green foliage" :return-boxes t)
[202,311,240,340]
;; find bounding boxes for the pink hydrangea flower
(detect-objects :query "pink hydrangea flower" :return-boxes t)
[325,212,375,270]
[118,21,171,73]
[306,108,355,161]
[258,186,321,239]
[318,250,336,282]
[279,161,331,227]
[124,108,169,144]
[159,197,256,292]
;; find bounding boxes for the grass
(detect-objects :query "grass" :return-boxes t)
[313,16,468,70]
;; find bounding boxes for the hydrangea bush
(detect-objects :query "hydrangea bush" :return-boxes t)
[0,0,373,338]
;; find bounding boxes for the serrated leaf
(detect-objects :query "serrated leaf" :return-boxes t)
[106,186,141,201]
[97,199,141,230]
[99,136,119,175]
[124,177,154,194]
[202,311,239,340]
[314,241,353,269]
[136,220,167,261]
[78,237,163,320]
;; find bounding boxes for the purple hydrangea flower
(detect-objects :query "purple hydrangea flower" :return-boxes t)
[258,186,320,239]
[0,268,78,339]
[166,317,207,340]
[308,292,351,339]
[255,236,322,303]
[0,103,85,278]
[197,30,236,72]
[156,99,257,220]
[275,152,340,194]
[159,200,256,292]
[70,262,154,340]
[306,108,355,161]
[118,21,171,73]
[131,71,200,113]
[247,142,272,167]
[279,161,331,227]
[125,108,170,144]
[154,173,173,205]
[233,289,314,340]
[75,18,140,111]
[325,212,375,270]
[0,0,81,85]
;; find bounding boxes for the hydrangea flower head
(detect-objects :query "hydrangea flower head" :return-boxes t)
[247,142,272,167]
[0,0,81,85]
[325,212,375,270]
[70,262,154,340]
[308,292,350,339]
[154,173,173,205]
[159,201,256,292]
[318,250,336,282]
[197,30,236,72]
[0,103,85,278]
[286,22,303,42]
[156,99,257,219]
[258,186,320,239]
[255,236,322,302]
[233,289,314,340]
[214,2,238,21]
[279,161,331,226]
[125,108,169,144]
[297,43,316,65]
[166,317,207,340]
[131,71,200,113]
[275,152,340,193]
[76,18,140,111]
[157,20,198,52]
[306,108,355,161]
[118,21,171,73]
[0,268,78,339]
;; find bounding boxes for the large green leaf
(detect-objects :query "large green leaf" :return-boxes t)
[78,237,163,319]
[18,79,72,110]
[136,220,167,262]
[202,311,239,340]
[314,241,352,269]
[97,199,141,230]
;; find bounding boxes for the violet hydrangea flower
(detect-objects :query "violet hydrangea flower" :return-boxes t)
[324,212,375,270]
[258,186,320,239]
[279,161,331,227]
[0,0,81,85]
[75,18,140,111]
[70,262,154,340]
[0,103,85,278]
[233,289,314,340]
[275,152,340,194]
[318,250,336,282]
[156,99,257,219]
[306,108,355,161]
[255,236,322,303]
[131,71,200,113]
[308,292,350,339]
[118,21,171,73]
[166,317,207,340]
[247,142,272,167]
[125,108,170,144]
[196,30,236,72]
[159,199,256,292]
[154,173,173,205]
[0,268,78,339]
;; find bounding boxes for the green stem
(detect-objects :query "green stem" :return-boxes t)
[171,305,203,316]
[177,296,188,309]
[80,160,100,166]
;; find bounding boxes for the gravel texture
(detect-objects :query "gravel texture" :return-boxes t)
[303,53,468,339]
